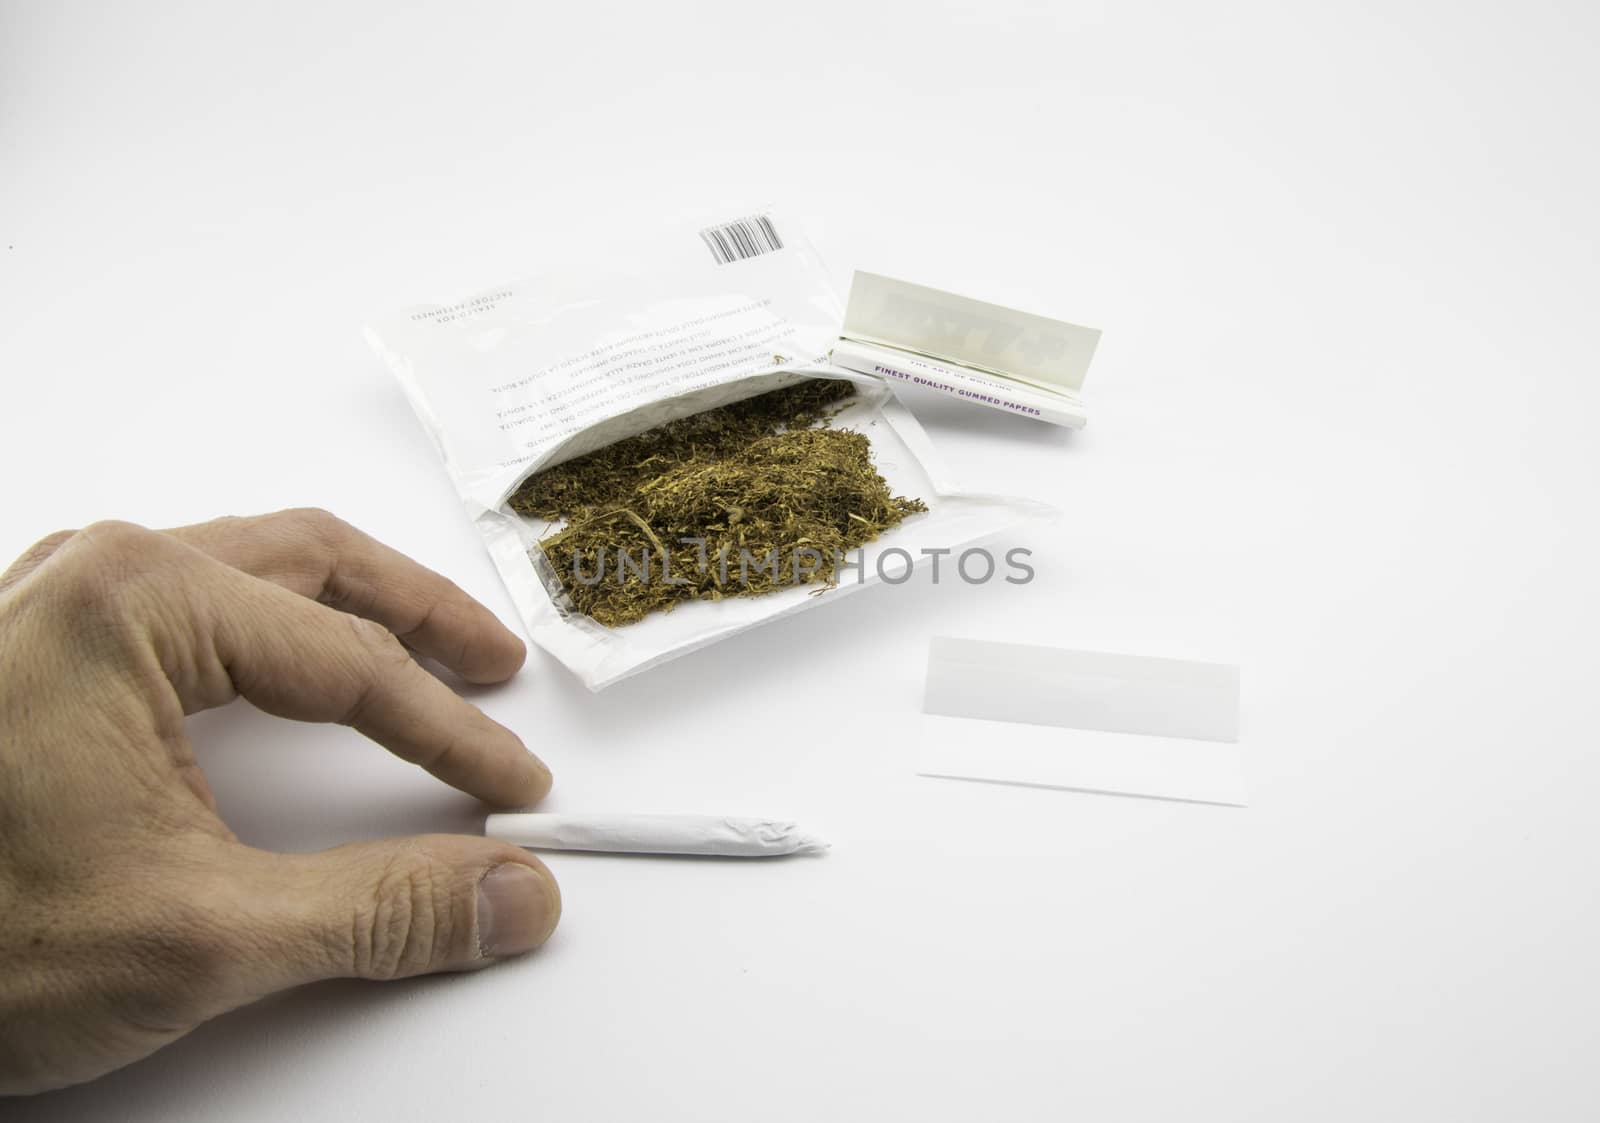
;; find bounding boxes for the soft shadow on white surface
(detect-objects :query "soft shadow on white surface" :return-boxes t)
[13,981,410,1119]
[190,703,490,852]
[9,957,566,1122]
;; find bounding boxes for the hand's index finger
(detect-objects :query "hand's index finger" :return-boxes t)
[173,550,552,809]
[164,509,526,684]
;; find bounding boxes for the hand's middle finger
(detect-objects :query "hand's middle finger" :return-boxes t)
[164,508,526,684]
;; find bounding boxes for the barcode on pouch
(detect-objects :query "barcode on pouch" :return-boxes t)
[699,214,783,264]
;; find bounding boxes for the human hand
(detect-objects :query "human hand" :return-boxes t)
[0,510,559,1095]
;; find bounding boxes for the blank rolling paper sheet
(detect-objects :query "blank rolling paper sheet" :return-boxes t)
[918,638,1248,806]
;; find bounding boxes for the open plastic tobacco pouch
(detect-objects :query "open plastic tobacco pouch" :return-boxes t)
[366,210,1045,689]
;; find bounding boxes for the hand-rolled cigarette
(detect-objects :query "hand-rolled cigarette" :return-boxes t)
[485,813,830,857]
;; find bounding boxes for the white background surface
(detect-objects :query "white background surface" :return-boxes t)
[3,1,1597,1119]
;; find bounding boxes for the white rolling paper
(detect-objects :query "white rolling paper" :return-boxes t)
[924,637,1240,742]
[486,813,830,857]
[918,638,1248,806]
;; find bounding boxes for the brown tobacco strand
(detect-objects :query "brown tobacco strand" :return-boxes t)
[508,380,927,627]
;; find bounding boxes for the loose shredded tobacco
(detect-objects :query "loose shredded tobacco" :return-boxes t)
[508,380,927,627]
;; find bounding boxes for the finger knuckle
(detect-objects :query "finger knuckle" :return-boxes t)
[47,521,170,612]
[285,506,350,545]
[196,513,249,537]
[352,850,457,979]
[0,529,79,595]
[333,618,412,730]
[349,614,410,665]
[31,528,79,555]
[77,519,160,561]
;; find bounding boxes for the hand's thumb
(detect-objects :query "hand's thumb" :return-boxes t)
[239,835,560,988]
